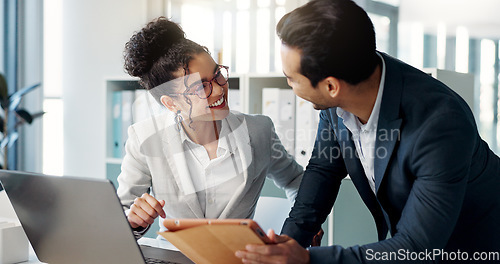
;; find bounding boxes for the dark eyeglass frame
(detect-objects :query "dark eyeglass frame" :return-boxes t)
[177,65,229,99]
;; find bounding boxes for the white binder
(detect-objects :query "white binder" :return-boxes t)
[228,89,242,112]
[294,97,320,168]
[262,88,296,156]
[121,90,135,157]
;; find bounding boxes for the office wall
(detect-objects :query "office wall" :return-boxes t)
[62,0,147,178]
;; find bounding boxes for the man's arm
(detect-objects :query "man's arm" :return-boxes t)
[238,111,477,263]
[309,111,477,263]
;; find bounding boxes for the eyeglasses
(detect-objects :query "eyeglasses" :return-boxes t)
[181,65,229,99]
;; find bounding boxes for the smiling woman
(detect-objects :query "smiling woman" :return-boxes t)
[116,17,304,239]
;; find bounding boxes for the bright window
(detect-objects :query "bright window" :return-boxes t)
[480,39,496,145]
[43,0,64,175]
[368,13,391,54]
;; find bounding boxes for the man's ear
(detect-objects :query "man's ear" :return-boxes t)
[160,95,177,112]
[319,77,341,98]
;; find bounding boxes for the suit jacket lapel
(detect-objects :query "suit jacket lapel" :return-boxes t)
[334,116,363,180]
[219,113,254,218]
[374,118,402,192]
[374,53,403,194]
[160,117,204,218]
[334,112,388,240]
[334,116,375,200]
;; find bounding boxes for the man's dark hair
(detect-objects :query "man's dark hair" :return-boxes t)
[276,0,378,86]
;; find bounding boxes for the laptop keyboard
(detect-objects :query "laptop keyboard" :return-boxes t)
[145,257,181,264]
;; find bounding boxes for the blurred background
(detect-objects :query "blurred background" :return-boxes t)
[1,0,500,245]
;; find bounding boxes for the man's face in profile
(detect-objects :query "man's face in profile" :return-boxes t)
[280,44,332,110]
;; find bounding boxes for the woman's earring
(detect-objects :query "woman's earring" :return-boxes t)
[174,110,183,131]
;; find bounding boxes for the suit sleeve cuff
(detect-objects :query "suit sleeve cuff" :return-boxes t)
[132,225,150,239]
[307,246,328,263]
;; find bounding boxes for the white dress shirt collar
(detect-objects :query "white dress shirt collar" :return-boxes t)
[179,117,236,157]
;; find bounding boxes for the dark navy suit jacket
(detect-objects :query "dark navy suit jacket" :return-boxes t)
[281,53,500,263]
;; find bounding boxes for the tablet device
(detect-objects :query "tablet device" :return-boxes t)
[163,218,273,244]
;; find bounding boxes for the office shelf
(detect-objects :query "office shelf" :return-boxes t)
[105,157,122,165]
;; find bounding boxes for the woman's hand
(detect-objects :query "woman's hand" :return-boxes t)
[127,193,166,229]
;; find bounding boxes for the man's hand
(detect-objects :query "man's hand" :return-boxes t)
[235,229,310,264]
[127,193,166,229]
[311,228,324,247]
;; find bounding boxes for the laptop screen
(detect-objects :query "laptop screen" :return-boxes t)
[0,170,149,264]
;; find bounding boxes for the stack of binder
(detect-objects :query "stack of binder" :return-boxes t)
[228,89,241,112]
[262,88,296,156]
[112,90,134,158]
[294,97,320,168]
[112,90,165,158]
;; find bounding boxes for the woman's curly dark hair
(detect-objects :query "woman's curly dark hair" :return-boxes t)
[124,17,209,125]
[124,16,208,93]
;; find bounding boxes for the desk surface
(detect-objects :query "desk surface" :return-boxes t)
[23,237,178,264]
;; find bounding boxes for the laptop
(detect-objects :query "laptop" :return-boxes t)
[0,170,194,264]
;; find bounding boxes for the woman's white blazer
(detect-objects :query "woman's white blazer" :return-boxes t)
[116,111,303,233]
